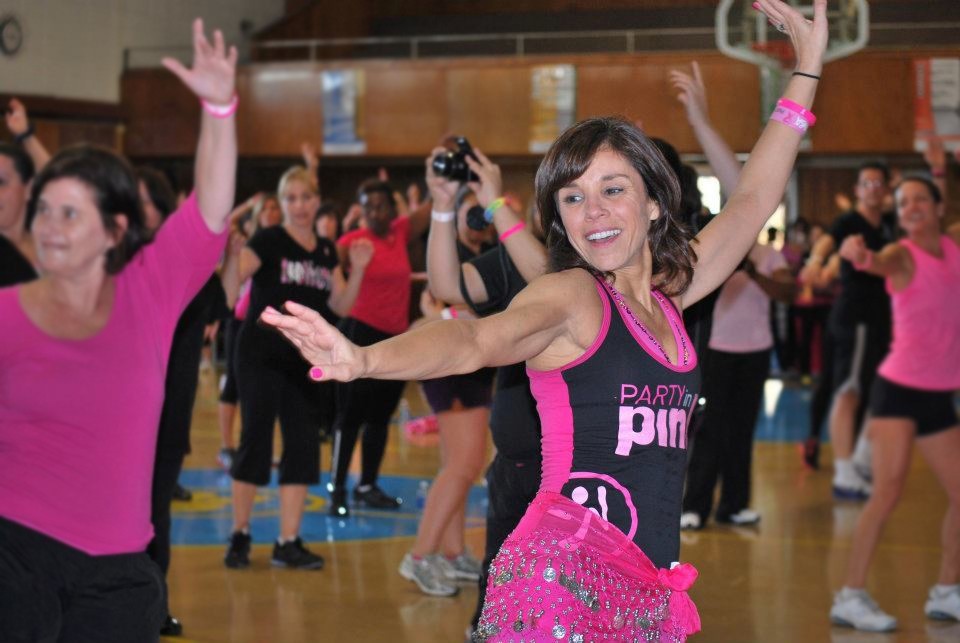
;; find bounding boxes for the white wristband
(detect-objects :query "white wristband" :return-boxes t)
[431,209,455,223]
[440,307,456,320]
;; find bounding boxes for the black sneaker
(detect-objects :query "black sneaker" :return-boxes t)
[224,530,251,569]
[271,537,325,570]
[353,484,402,510]
[329,488,350,517]
[159,615,183,636]
[172,483,192,502]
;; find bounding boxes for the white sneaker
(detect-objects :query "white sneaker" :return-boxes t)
[926,584,960,621]
[830,587,897,632]
[680,512,702,530]
[720,508,761,526]
[436,550,483,582]
[398,553,459,597]
[833,473,872,501]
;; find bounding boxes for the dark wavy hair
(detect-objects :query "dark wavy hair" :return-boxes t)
[535,116,695,296]
[895,174,942,204]
[136,166,178,221]
[0,143,35,184]
[27,145,148,275]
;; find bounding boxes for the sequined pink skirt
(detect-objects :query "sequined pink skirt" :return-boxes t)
[475,491,700,642]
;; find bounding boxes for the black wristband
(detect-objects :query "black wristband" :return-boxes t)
[13,123,34,145]
[792,71,821,81]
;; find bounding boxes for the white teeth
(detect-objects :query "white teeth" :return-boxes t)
[587,229,621,241]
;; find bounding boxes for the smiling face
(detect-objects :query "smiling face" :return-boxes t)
[555,148,660,273]
[31,178,123,278]
[895,179,942,237]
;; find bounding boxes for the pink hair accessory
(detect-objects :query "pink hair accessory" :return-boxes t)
[201,93,239,118]
[776,98,817,126]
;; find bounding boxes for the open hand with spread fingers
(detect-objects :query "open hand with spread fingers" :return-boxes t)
[260,301,366,382]
[162,18,237,106]
[753,0,828,75]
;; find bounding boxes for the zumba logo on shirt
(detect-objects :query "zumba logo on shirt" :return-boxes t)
[279,259,333,292]
[615,383,698,454]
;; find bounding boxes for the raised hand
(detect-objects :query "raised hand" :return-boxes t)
[5,98,29,136]
[753,0,828,75]
[162,18,237,106]
[425,146,461,212]
[301,141,320,172]
[669,62,708,126]
[464,147,504,209]
[348,237,374,271]
[923,136,947,174]
[838,234,868,265]
[260,301,365,382]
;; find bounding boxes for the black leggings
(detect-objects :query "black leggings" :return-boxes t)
[232,355,329,486]
[330,318,406,490]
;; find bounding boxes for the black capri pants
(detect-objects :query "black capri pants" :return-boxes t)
[331,317,406,490]
[218,316,242,405]
[232,354,331,486]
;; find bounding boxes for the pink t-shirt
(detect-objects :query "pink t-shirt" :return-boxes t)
[337,216,411,335]
[878,236,960,391]
[0,193,227,555]
[709,244,787,353]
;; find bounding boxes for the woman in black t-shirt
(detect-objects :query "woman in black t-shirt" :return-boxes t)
[223,166,371,570]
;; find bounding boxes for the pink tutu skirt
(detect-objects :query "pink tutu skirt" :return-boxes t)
[475,492,700,642]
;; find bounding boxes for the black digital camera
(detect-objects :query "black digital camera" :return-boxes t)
[432,136,478,183]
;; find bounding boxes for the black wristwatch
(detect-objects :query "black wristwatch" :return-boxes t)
[13,123,34,144]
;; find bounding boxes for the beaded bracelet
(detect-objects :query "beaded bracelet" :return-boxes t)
[484,197,506,223]
[201,94,239,118]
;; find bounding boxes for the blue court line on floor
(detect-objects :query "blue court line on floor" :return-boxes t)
[171,471,487,547]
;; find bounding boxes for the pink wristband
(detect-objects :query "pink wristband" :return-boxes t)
[201,94,239,118]
[499,222,525,242]
[771,105,811,134]
[852,251,874,271]
[776,98,816,126]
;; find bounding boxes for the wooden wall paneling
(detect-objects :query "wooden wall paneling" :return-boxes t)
[446,66,531,155]
[576,54,760,154]
[796,166,859,229]
[363,65,447,155]
[122,70,198,158]
[238,65,323,157]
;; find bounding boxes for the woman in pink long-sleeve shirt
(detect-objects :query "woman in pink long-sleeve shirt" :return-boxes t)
[0,19,237,643]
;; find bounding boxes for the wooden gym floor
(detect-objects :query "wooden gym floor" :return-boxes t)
[162,370,959,643]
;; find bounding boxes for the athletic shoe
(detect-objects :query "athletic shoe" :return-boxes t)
[159,615,183,636]
[271,537,325,570]
[172,483,192,502]
[679,512,702,530]
[224,530,251,569]
[437,550,483,582]
[802,437,820,470]
[716,509,761,526]
[329,488,350,517]
[833,476,872,501]
[830,587,897,632]
[217,447,236,471]
[926,585,960,621]
[353,484,402,510]
[398,553,458,597]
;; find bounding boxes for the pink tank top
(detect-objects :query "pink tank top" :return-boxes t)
[878,236,960,390]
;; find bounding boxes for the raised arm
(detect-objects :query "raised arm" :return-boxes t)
[465,148,547,283]
[328,238,373,317]
[425,146,489,305]
[260,271,578,383]
[669,62,741,196]
[162,18,237,233]
[681,0,828,309]
[5,98,52,170]
[838,234,912,289]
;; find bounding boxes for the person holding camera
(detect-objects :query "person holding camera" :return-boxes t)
[327,179,432,517]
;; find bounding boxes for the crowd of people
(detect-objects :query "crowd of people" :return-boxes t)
[1,0,958,640]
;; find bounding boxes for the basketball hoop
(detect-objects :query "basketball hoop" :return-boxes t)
[751,41,796,73]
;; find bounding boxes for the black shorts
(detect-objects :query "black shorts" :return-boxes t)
[869,376,959,437]
[421,372,494,413]
[0,516,164,643]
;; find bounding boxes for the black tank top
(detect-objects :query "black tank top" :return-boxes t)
[528,276,700,568]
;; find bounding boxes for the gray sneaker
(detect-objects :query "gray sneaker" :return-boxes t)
[399,552,459,597]
[436,550,483,582]
[830,587,897,632]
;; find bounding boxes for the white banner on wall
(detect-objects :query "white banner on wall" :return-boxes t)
[529,65,576,154]
[322,69,366,155]
[914,58,960,152]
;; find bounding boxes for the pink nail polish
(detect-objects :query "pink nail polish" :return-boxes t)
[752,2,760,8]
[309,367,323,380]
